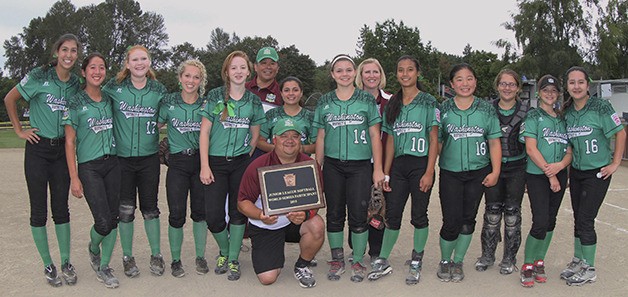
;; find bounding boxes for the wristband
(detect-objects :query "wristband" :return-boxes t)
[304,210,310,221]
[384,175,390,182]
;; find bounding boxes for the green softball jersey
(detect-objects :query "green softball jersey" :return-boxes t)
[199,86,266,157]
[312,89,382,161]
[261,106,316,144]
[520,108,568,175]
[438,97,501,172]
[158,93,205,154]
[102,77,166,157]
[565,97,624,170]
[62,90,115,164]
[381,92,440,158]
[16,67,80,139]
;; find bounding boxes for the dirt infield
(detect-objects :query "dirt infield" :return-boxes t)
[0,148,626,297]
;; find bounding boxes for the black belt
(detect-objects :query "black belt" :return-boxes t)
[94,154,112,160]
[176,148,198,156]
[39,136,65,147]
[213,154,249,162]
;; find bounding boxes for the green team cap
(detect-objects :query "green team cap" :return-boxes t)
[273,118,302,136]
[256,47,279,63]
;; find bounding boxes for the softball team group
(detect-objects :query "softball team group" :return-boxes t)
[3,33,625,289]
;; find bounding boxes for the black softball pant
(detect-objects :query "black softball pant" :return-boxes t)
[438,165,491,241]
[79,156,120,236]
[323,157,372,234]
[526,170,567,239]
[386,155,431,230]
[204,155,250,233]
[118,154,161,222]
[569,167,611,245]
[483,159,526,212]
[24,138,70,227]
[166,153,205,228]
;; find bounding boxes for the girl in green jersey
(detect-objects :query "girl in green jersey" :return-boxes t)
[562,66,626,286]
[64,53,120,288]
[3,33,81,287]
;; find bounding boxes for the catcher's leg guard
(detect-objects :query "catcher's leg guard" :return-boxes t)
[500,206,522,274]
[476,203,501,271]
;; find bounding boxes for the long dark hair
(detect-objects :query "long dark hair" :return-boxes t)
[43,33,81,70]
[562,66,590,110]
[80,52,108,89]
[279,76,304,107]
[385,55,424,126]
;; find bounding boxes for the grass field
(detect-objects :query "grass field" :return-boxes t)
[0,129,24,148]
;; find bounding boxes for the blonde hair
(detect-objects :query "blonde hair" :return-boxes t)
[178,59,208,96]
[220,51,253,121]
[115,45,156,83]
[355,58,387,90]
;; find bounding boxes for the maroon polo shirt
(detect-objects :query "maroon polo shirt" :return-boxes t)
[245,76,283,106]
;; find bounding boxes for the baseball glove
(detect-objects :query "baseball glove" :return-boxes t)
[158,137,170,166]
[367,184,386,230]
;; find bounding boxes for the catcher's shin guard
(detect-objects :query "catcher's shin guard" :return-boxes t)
[476,203,501,271]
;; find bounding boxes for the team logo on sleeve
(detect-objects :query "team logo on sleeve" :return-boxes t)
[567,126,593,139]
[118,101,157,118]
[19,74,29,86]
[87,117,113,133]
[325,113,365,128]
[392,121,424,136]
[45,94,66,111]
[542,128,568,144]
[446,124,484,140]
[435,108,441,123]
[611,113,621,126]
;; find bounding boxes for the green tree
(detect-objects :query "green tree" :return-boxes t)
[356,19,442,96]
[3,0,80,79]
[504,0,599,78]
[595,0,628,78]
[0,75,18,121]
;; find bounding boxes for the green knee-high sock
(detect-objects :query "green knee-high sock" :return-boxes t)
[144,218,161,255]
[55,223,71,264]
[581,244,597,266]
[378,229,400,259]
[351,230,369,263]
[193,221,208,258]
[90,226,105,255]
[31,226,53,266]
[118,221,134,257]
[440,236,456,261]
[453,234,473,263]
[538,231,554,260]
[413,227,429,254]
[523,234,543,264]
[227,224,245,261]
[100,228,118,268]
[211,228,229,257]
[327,231,344,250]
[574,237,583,259]
[168,226,183,262]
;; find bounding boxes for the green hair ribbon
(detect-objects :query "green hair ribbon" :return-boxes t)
[212,101,236,117]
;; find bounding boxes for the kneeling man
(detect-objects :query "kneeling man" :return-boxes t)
[237,119,325,288]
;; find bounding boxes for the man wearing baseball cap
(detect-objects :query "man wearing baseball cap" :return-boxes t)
[246,46,283,107]
[237,118,325,288]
